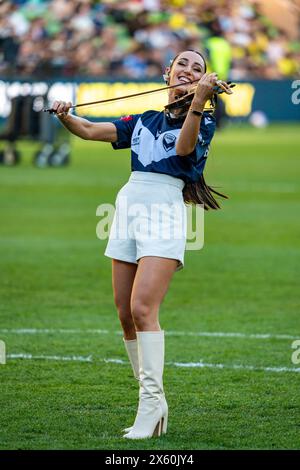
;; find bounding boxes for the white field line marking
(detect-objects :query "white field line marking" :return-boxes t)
[6,353,300,374]
[8,353,93,362]
[0,329,298,340]
[229,183,299,193]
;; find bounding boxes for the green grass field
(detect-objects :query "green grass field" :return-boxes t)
[0,124,299,450]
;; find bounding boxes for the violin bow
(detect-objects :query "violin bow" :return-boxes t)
[43,79,235,114]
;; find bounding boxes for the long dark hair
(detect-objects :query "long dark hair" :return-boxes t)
[183,175,228,209]
[169,50,228,210]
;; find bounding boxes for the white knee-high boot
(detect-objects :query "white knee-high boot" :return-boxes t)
[123,338,139,434]
[123,331,168,439]
[123,338,139,380]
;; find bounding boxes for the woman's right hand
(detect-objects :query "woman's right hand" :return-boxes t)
[51,100,73,116]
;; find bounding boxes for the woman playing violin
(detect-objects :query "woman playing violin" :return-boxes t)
[51,49,233,440]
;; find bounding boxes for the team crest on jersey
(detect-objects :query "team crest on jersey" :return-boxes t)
[162,133,176,152]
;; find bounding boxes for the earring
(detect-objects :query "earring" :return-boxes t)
[163,73,169,84]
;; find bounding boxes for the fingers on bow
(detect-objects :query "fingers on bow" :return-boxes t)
[52,100,72,114]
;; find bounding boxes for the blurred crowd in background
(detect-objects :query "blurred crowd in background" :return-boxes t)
[0,0,300,81]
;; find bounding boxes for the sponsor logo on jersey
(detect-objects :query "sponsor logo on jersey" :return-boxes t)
[132,127,142,146]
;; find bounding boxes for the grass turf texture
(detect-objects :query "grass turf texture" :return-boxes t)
[0,124,299,449]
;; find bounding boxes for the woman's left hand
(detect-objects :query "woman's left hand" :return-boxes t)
[193,73,233,105]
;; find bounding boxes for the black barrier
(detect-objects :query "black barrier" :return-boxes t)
[0,88,70,166]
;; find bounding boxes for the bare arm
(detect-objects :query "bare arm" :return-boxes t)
[175,98,206,157]
[176,74,232,156]
[51,100,118,142]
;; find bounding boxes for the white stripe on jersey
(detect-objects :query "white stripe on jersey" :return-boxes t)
[131,117,204,167]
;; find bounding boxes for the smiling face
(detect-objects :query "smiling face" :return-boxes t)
[167,50,206,102]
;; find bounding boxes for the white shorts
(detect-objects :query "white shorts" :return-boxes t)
[104,171,187,271]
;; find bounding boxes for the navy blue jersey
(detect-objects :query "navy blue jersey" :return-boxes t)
[111,110,216,183]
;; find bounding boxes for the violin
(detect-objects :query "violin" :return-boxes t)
[164,81,236,115]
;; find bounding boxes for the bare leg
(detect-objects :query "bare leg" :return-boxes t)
[112,259,137,340]
[130,256,178,331]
